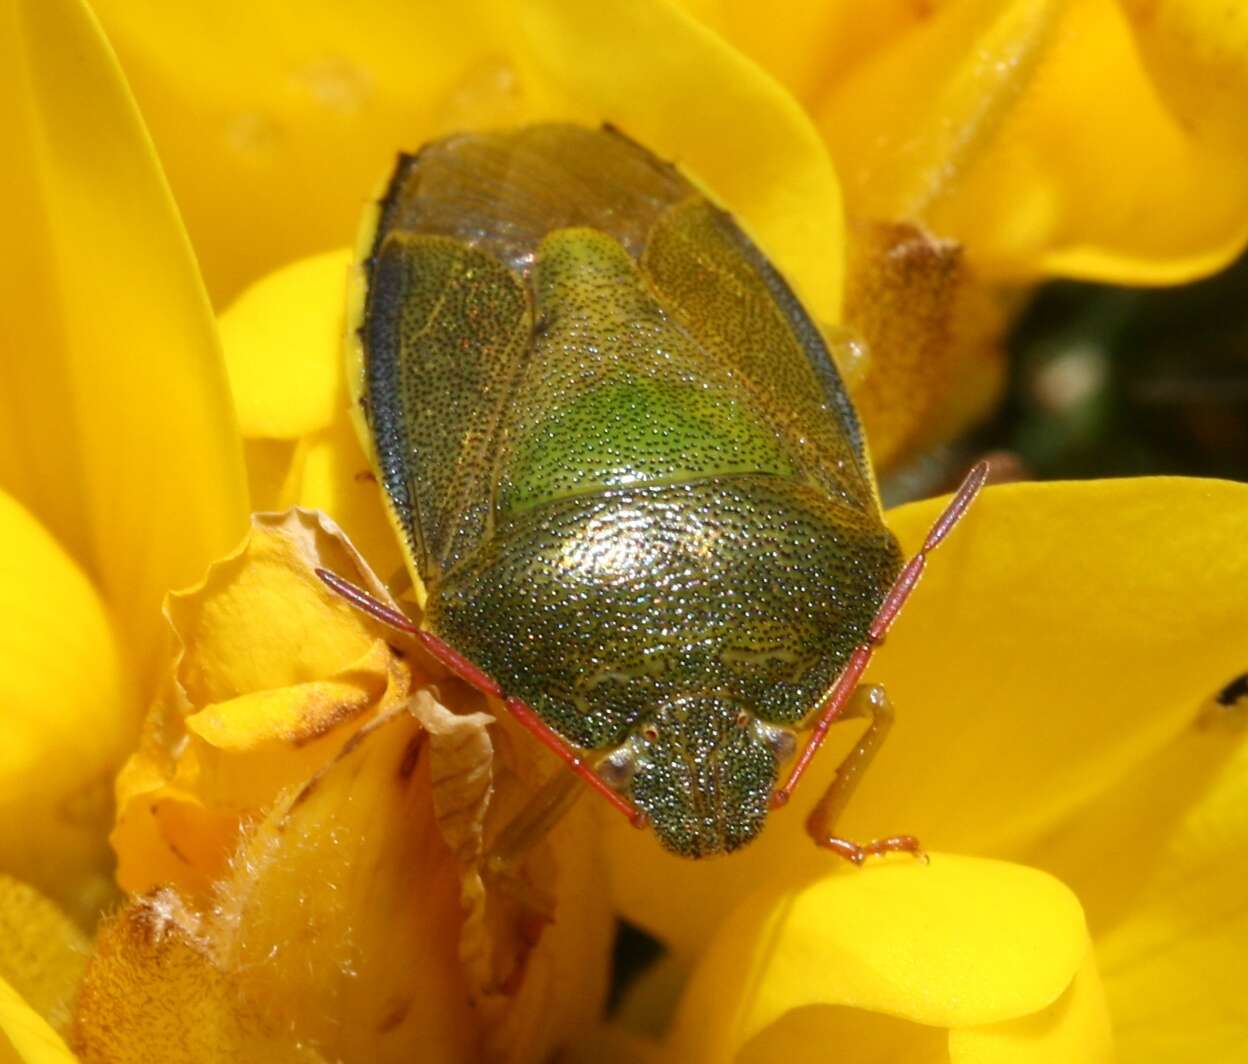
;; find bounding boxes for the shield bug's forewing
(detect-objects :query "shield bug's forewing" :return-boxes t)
[339,124,984,859]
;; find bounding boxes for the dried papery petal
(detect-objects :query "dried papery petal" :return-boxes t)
[414,691,612,1059]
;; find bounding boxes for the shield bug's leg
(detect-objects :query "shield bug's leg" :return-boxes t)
[486,768,583,877]
[772,462,989,860]
[803,684,923,865]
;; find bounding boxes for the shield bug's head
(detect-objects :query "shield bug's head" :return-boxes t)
[599,696,798,857]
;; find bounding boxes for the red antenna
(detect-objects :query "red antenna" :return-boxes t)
[773,461,989,807]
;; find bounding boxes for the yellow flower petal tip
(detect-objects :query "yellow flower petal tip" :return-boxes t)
[2,0,246,695]
[668,855,1088,1060]
[219,249,354,440]
[0,877,89,1041]
[0,975,77,1064]
[950,952,1113,1064]
[0,490,130,923]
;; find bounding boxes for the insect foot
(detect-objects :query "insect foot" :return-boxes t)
[813,833,929,867]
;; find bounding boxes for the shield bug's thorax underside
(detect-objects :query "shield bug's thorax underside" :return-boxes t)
[349,124,903,857]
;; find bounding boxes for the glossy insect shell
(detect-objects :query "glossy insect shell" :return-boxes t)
[347,125,903,858]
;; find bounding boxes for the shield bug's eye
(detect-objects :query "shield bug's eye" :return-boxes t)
[641,723,660,742]
[758,723,798,763]
[734,709,751,728]
[597,748,638,791]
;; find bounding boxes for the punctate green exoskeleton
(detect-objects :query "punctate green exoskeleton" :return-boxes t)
[320,124,987,861]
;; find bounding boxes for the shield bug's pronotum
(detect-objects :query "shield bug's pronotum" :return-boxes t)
[320,124,986,861]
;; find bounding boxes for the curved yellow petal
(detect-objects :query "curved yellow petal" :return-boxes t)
[295,419,407,591]
[737,1005,948,1064]
[516,0,843,321]
[113,509,409,897]
[218,249,352,440]
[92,1,843,321]
[0,877,89,1038]
[0,0,247,691]
[89,0,513,304]
[666,855,1086,1061]
[949,952,1114,1064]
[815,0,1248,284]
[1119,0,1248,170]
[0,977,77,1064]
[606,478,1248,959]
[678,0,927,107]
[1025,713,1248,1060]
[0,491,131,924]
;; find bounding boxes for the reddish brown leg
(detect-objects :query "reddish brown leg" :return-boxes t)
[315,568,648,830]
[804,685,924,865]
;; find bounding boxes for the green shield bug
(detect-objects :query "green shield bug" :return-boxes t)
[319,124,986,861]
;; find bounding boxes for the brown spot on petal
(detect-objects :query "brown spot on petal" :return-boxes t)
[397,732,427,781]
[845,218,1010,470]
[376,999,411,1034]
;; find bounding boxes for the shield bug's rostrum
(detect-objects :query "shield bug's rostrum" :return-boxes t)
[322,124,986,860]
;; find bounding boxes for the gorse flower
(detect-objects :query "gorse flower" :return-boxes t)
[681,0,1248,465]
[1,0,1247,1062]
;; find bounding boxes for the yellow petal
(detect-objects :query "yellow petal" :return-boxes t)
[1119,0,1248,159]
[88,0,512,304]
[1025,709,1248,1061]
[183,641,406,811]
[678,0,927,107]
[666,855,1087,1061]
[112,509,411,897]
[516,0,843,321]
[737,1005,948,1064]
[816,0,1248,283]
[0,490,130,924]
[0,877,89,1038]
[606,478,1248,959]
[0,977,77,1064]
[242,439,299,513]
[92,1,843,321]
[209,705,478,1063]
[295,419,407,592]
[949,952,1114,1064]
[218,249,352,439]
[165,510,393,704]
[0,0,247,691]
[817,0,1060,229]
